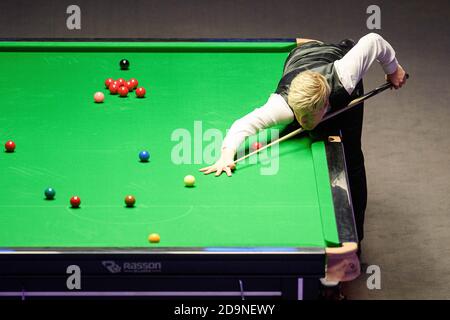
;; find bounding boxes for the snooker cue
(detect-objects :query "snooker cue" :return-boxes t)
[233,74,409,164]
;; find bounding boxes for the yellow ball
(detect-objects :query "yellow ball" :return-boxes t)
[184,175,195,187]
[148,233,160,243]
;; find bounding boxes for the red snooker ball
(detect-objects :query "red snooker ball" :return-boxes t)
[117,78,126,87]
[251,142,263,151]
[5,140,15,152]
[105,78,114,88]
[135,87,146,98]
[125,80,134,91]
[109,83,119,94]
[70,196,81,208]
[129,78,138,89]
[118,86,129,97]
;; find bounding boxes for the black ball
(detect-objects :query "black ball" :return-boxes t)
[119,59,130,70]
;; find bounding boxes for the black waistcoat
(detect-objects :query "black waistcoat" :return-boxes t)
[275,41,363,113]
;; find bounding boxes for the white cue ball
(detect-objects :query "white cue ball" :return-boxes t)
[184,175,195,187]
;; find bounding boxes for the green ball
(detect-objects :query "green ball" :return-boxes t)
[45,187,56,200]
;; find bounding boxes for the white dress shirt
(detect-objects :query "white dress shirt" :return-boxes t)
[222,33,399,151]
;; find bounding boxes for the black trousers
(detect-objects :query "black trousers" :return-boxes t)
[310,100,368,242]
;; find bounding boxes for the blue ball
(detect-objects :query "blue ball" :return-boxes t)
[45,187,56,200]
[139,150,150,162]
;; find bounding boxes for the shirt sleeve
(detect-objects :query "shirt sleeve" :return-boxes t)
[334,33,399,94]
[221,93,294,151]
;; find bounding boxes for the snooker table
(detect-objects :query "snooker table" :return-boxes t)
[0,40,359,300]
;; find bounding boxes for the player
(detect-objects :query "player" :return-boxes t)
[200,33,407,299]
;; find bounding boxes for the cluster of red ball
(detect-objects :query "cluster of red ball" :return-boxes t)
[105,77,146,98]
[94,78,147,103]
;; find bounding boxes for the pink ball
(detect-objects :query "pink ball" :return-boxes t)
[94,92,105,103]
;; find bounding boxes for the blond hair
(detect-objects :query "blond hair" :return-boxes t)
[287,70,330,122]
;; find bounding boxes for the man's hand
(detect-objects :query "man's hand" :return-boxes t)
[386,65,407,89]
[199,147,236,177]
[296,38,321,46]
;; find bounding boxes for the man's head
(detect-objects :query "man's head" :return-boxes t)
[287,70,330,130]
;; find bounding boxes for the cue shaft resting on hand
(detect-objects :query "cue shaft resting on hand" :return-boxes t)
[233,75,409,165]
